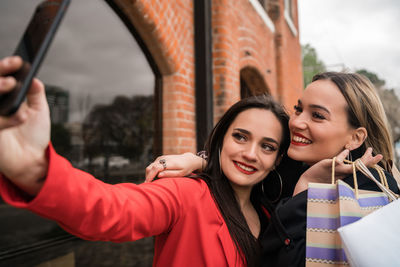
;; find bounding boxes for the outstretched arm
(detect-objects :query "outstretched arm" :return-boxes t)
[0,56,50,196]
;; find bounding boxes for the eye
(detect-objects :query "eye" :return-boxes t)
[232,132,247,142]
[261,143,277,152]
[293,105,302,114]
[312,111,326,120]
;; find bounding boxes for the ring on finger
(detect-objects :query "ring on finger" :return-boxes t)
[159,159,167,170]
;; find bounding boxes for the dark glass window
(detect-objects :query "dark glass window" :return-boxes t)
[0,1,158,266]
[258,0,270,11]
[240,67,270,99]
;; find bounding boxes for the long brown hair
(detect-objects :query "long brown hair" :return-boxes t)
[200,94,291,266]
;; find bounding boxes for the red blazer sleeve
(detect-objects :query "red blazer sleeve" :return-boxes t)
[0,144,203,243]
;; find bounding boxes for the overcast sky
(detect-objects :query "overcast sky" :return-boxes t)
[1,0,399,101]
[298,0,400,95]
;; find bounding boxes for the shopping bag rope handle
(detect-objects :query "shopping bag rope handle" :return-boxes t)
[355,159,398,202]
[331,157,398,201]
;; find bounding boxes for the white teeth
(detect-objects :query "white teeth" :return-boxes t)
[293,135,312,144]
[236,162,255,172]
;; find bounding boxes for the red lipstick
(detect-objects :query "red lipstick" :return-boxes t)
[233,161,257,175]
[291,132,312,146]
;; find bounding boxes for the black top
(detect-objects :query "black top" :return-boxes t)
[259,168,400,267]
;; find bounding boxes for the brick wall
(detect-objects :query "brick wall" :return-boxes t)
[272,0,303,105]
[113,0,303,154]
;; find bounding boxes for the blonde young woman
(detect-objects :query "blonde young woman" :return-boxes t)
[145,72,400,266]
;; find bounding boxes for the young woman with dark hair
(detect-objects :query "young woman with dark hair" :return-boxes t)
[196,93,294,266]
[0,56,296,267]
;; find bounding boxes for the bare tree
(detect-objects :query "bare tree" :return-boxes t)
[82,95,154,180]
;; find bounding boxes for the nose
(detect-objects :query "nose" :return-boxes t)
[289,113,307,130]
[242,142,257,162]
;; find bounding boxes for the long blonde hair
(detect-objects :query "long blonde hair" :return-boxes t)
[312,72,394,171]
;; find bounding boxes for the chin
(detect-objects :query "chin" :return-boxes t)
[287,148,302,161]
[287,150,317,165]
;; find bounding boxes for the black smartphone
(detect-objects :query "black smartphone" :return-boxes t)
[0,0,70,116]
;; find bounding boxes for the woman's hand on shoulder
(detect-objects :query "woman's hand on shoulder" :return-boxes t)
[0,56,50,196]
[293,148,383,196]
[145,152,205,183]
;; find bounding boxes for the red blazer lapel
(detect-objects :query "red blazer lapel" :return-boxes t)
[217,223,241,266]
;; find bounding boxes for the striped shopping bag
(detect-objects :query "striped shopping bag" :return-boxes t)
[305,159,396,267]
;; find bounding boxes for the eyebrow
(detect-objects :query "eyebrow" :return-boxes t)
[234,128,280,145]
[298,100,330,114]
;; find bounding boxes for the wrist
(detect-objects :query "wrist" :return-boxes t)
[12,148,48,196]
[196,151,208,171]
[293,174,310,196]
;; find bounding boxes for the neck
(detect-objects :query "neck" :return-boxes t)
[230,183,253,210]
[231,183,261,238]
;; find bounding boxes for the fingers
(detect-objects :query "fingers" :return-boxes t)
[26,79,47,109]
[0,56,23,76]
[145,155,191,182]
[0,102,29,130]
[0,57,25,124]
[145,161,165,183]
[336,149,350,164]
[0,57,23,94]
[360,147,383,167]
[145,167,187,183]
[0,56,45,103]
[0,78,47,130]
[331,149,352,180]
[333,147,383,179]
[158,170,187,178]
[145,153,202,183]
[0,76,17,94]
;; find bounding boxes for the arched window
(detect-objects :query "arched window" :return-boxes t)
[0,1,159,266]
[240,67,270,98]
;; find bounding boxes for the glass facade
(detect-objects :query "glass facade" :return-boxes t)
[0,1,157,266]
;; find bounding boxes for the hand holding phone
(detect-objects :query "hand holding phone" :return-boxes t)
[0,0,70,116]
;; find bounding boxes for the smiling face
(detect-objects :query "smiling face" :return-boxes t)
[220,108,283,190]
[287,79,357,165]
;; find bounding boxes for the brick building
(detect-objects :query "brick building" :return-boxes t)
[110,0,303,155]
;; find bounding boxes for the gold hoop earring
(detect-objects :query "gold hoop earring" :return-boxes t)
[273,169,283,202]
[347,151,353,162]
[346,146,353,162]
[261,181,265,195]
[218,148,222,175]
[262,169,283,203]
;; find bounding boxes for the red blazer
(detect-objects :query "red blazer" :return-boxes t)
[0,145,244,267]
